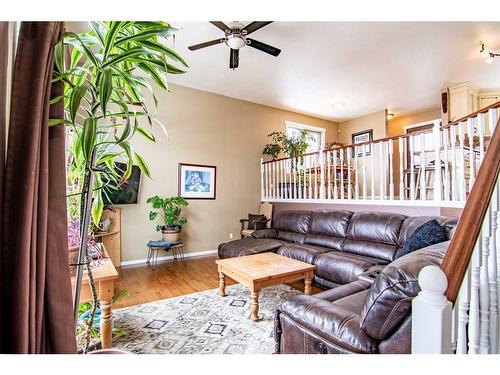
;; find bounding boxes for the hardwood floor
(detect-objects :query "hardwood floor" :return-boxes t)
[114,255,322,309]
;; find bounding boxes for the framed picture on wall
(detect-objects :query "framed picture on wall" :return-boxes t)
[178,163,217,199]
[352,129,373,157]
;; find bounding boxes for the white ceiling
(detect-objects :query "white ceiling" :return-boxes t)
[167,22,500,122]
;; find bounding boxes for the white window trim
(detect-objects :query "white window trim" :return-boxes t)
[285,121,326,149]
[403,119,441,132]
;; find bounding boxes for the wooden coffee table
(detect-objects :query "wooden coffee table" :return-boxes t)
[215,253,315,321]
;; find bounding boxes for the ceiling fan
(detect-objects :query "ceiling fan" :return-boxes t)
[188,21,281,70]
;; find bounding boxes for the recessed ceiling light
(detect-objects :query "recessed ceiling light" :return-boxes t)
[331,100,348,110]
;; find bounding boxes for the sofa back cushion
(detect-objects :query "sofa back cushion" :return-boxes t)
[304,210,353,250]
[343,212,406,262]
[359,241,449,340]
[396,216,458,257]
[275,210,312,244]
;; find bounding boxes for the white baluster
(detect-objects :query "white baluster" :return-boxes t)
[479,206,491,354]
[347,147,352,199]
[478,113,486,163]
[443,128,450,201]
[333,149,338,199]
[450,126,457,201]
[362,145,367,200]
[279,159,283,199]
[419,133,426,200]
[451,304,458,353]
[370,143,374,199]
[468,241,481,354]
[379,142,385,200]
[307,155,313,199]
[412,265,453,354]
[260,158,266,201]
[327,151,331,199]
[340,149,345,200]
[320,152,325,199]
[458,122,467,200]
[355,145,359,199]
[313,154,318,199]
[489,108,498,134]
[399,137,404,201]
[497,182,500,354]
[489,182,499,353]
[389,140,394,200]
[467,118,476,190]
[298,157,303,200]
[456,264,471,354]
[410,135,416,201]
[433,120,442,201]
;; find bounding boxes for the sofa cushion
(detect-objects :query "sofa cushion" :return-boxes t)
[314,251,387,285]
[342,239,398,263]
[251,229,277,239]
[401,219,448,256]
[346,212,406,245]
[277,231,306,244]
[279,291,377,353]
[217,237,285,259]
[360,241,449,340]
[309,209,353,237]
[303,234,344,250]
[277,243,332,264]
[248,213,267,230]
[397,216,458,246]
[274,210,312,233]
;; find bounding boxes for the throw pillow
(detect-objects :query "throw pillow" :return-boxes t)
[248,214,267,230]
[401,219,448,256]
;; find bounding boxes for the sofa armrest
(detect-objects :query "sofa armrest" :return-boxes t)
[251,229,277,239]
[276,294,377,354]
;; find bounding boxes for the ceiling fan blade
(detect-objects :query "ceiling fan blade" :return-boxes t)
[247,38,281,57]
[242,21,273,35]
[210,21,230,33]
[188,39,224,51]
[230,49,239,69]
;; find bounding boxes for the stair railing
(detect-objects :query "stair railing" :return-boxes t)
[412,114,500,354]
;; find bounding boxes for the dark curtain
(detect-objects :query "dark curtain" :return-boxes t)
[0,22,76,353]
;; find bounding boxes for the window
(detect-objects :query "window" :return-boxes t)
[285,121,325,153]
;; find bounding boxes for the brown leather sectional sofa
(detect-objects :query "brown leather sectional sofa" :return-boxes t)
[217,209,458,354]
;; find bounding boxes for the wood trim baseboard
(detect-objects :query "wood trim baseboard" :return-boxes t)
[120,249,218,267]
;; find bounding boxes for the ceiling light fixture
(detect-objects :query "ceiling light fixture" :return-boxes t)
[332,100,348,110]
[480,42,499,64]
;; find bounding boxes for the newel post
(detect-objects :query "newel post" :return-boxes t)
[412,265,453,353]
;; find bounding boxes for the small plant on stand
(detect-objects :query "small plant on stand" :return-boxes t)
[147,195,189,242]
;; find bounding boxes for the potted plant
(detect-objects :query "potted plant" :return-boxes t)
[147,195,189,242]
[52,21,187,352]
[262,129,312,159]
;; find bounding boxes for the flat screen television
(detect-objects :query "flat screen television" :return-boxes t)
[103,162,141,205]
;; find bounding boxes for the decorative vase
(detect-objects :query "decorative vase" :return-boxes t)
[162,227,181,242]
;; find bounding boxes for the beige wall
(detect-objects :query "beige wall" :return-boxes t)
[336,110,387,198]
[388,107,441,137]
[120,84,338,262]
[338,109,387,144]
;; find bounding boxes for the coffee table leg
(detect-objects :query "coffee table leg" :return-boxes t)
[304,272,313,295]
[251,290,260,321]
[219,271,226,297]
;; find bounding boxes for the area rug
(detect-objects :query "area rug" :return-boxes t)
[112,284,301,354]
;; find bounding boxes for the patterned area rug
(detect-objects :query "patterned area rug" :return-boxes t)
[112,284,301,354]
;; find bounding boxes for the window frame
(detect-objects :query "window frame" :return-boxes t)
[284,121,326,153]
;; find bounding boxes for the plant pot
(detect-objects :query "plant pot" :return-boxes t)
[162,228,181,243]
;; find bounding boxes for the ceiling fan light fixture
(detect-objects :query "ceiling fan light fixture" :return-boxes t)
[226,34,246,50]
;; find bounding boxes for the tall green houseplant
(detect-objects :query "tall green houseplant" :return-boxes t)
[52,21,187,352]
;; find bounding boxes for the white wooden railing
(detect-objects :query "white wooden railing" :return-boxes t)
[412,114,500,354]
[261,102,500,207]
